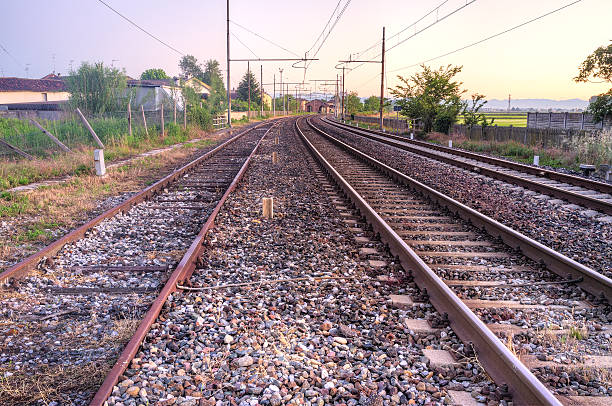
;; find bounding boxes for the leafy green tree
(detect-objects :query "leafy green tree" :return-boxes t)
[179,55,204,80]
[390,64,465,133]
[237,70,261,104]
[363,96,380,112]
[461,93,494,129]
[203,60,223,85]
[140,68,169,80]
[575,44,612,123]
[345,92,363,114]
[66,61,127,115]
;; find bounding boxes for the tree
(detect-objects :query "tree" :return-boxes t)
[237,70,261,104]
[179,55,204,80]
[462,93,494,129]
[363,96,380,112]
[203,59,223,85]
[575,44,612,123]
[345,92,363,114]
[140,68,169,80]
[66,61,127,115]
[390,64,465,133]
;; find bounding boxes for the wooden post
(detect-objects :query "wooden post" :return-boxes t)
[0,138,34,160]
[274,137,279,145]
[30,118,71,152]
[141,105,149,136]
[262,197,273,219]
[75,108,105,148]
[173,101,177,124]
[127,103,132,138]
[272,151,278,164]
[160,103,165,137]
[183,103,187,130]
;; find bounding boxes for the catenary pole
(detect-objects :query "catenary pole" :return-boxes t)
[247,60,251,120]
[226,0,231,127]
[379,26,385,130]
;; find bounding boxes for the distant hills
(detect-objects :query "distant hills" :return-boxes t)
[485,98,589,111]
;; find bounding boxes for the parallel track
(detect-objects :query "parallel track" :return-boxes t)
[321,117,612,215]
[297,116,612,405]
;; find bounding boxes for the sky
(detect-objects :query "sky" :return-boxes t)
[1,0,610,101]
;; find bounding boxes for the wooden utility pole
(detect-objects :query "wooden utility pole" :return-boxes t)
[379,26,385,130]
[0,138,33,160]
[141,105,148,136]
[31,118,71,152]
[260,65,263,117]
[160,103,165,137]
[226,0,231,127]
[173,100,177,124]
[127,102,132,138]
[341,67,345,121]
[75,108,104,149]
[273,74,276,117]
[247,61,251,120]
[184,103,187,130]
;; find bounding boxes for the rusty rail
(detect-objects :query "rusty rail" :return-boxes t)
[323,117,612,215]
[296,117,563,406]
[89,121,278,405]
[0,121,273,284]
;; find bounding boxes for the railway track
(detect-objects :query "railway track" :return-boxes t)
[321,117,612,216]
[298,116,612,405]
[0,120,276,405]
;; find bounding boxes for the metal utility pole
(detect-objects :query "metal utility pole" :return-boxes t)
[341,67,345,121]
[379,27,385,130]
[273,74,276,117]
[247,61,251,120]
[279,68,284,116]
[335,74,339,118]
[260,65,263,117]
[226,0,231,127]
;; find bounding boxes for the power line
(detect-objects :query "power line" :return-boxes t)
[307,0,352,69]
[230,20,300,57]
[388,0,583,74]
[231,32,259,59]
[96,0,185,56]
[0,41,22,68]
[354,0,450,60]
[306,0,343,56]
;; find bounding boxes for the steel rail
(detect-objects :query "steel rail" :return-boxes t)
[307,118,612,304]
[90,121,278,405]
[322,117,612,215]
[295,117,562,406]
[0,121,275,284]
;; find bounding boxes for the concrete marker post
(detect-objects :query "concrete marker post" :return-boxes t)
[533,155,540,166]
[262,197,273,219]
[94,149,106,176]
[272,151,278,164]
[448,140,453,148]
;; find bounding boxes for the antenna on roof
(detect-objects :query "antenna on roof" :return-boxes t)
[52,53,56,74]
[69,60,74,72]
[25,63,30,78]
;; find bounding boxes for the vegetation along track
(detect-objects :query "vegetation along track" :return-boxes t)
[323,117,612,216]
[0,120,276,405]
[299,116,612,405]
[313,116,612,280]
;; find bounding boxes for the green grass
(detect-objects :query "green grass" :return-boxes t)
[0,191,31,217]
[457,113,527,127]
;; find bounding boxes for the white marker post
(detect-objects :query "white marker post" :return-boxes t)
[533,155,540,166]
[448,140,453,148]
[94,149,106,176]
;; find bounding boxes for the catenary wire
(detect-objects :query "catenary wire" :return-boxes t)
[230,20,301,58]
[96,0,185,56]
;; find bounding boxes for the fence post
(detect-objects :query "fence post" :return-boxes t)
[564,112,568,129]
[184,104,187,130]
[30,118,72,152]
[548,112,552,128]
[174,101,177,124]
[581,113,585,130]
[141,105,149,136]
[160,103,165,137]
[127,102,132,138]
[0,138,34,160]
[75,108,104,149]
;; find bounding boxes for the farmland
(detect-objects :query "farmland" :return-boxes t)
[456,112,527,127]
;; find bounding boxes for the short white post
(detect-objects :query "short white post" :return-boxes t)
[410,133,414,140]
[262,197,274,219]
[533,155,540,166]
[448,140,453,148]
[94,149,106,176]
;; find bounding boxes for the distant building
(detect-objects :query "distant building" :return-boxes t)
[306,99,335,114]
[0,75,69,105]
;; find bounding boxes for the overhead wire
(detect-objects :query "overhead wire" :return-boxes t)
[306,0,352,70]
[230,20,301,57]
[95,0,185,56]
[388,0,583,74]
[306,0,343,56]
[0,42,22,68]
[231,32,260,59]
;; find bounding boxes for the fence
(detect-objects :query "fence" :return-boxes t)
[451,124,594,150]
[527,112,611,130]
[351,114,413,132]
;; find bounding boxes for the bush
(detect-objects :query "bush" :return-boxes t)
[433,113,454,134]
[187,106,212,131]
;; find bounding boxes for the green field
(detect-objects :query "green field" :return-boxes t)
[457,113,527,127]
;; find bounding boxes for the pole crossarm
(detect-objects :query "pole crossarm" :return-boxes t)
[229,58,319,62]
[338,60,381,63]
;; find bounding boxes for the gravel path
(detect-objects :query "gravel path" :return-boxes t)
[106,118,503,406]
